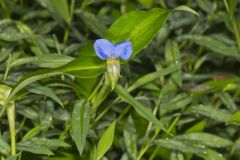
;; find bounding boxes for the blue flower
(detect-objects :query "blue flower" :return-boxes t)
[94,39,133,60]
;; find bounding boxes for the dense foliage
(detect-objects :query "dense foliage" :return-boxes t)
[0,0,240,160]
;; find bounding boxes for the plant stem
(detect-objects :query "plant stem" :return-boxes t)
[0,0,10,18]
[149,114,181,160]
[232,17,240,49]
[63,0,75,44]
[7,103,16,155]
[136,128,160,160]
[3,54,11,81]
[136,97,161,160]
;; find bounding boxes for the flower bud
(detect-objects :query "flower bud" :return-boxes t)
[106,59,120,90]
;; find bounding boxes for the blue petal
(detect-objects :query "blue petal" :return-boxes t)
[94,39,114,60]
[114,41,133,60]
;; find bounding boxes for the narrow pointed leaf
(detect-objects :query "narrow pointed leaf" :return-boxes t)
[97,121,116,159]
[176,132,232,148]
[72,100,90,155]
[115,84,167,132]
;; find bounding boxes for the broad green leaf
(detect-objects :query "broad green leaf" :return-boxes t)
[186,105,232,122]
[176,132,232,148]
[174,5,199,16]
[72,100,90,155]
[227,111,240,125]
[128,64,180,92]
[105,8,171,58]
[97,121,116,160]
[10,54,74,68]
[178,35,240,59]
[6,56,105,105]
[114,84,167,132]
[0,138,10,156]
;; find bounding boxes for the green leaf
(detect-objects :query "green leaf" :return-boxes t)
[37,0,70,24]
[5,155,18,160]
[72,100,90,155]
[31,137,70,149]
[28,85,63,107]
[178,35,240,59]
[161,93,191,115]
[170,151,184,160]
[0,32,31,41]
[224,0,237,19]
[196,0,216,14]
[128,64,180,92]
[6,56,105,105]
[17,141,54,156]
[138,0,152,8]
[218,92,237,111]
[0,47,12,62]
[155,138,206,154]
[227,111,240,125]
[10,54,74,68]
[176,132,232,148]
[0,138,10,156]
[165,40,182,87]
[187,105,232,122]
[97,121,116,160]
[114,84,167,133]
[185,120,206,133]
[76,76,99,98]
[105,8,171,58]
[123,116,137,159]
[0,84,12,104]
[174,5,199,16]
[198,149,225,160]
[76,10,107,37]
[22,125,42,141]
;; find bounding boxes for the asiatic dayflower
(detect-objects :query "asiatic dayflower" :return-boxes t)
[94,39,133,89]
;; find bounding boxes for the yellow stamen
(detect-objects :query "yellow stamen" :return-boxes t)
[106,59,118,64]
